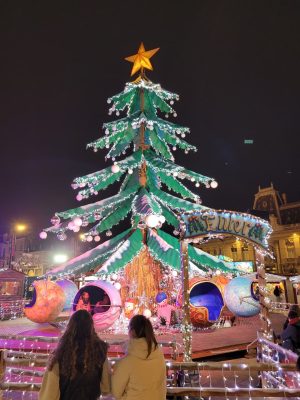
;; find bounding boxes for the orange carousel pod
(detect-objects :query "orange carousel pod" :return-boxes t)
[211,275,230,295]
[177,277,225,327]
[24,280,66,323]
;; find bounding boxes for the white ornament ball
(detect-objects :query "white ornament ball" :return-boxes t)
[173,171,178,177]
[181,133,186,138]
[145,214,160,228]
[111,164,120,173]
[105,128,109,135]
[111,273,118,281]
[172,146,177,151]
[143,309,152,318]
[114,282,121,290]
[73,217,83,227]
[107,99,111,104]
[196,182,200,187]
[76,194,83,201]
[86,235,93,242]
[170,100,174,105]
[39,231,47,240]
[128,168,133,174]
[172,270,178,277]
[210,180,218,188]
[173,112,177,117]
[94,235,101,242]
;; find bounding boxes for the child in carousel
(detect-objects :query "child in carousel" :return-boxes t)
[76,291,91,313]
[156,292,177,326]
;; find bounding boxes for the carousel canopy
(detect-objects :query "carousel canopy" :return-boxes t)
[46,227,241,278]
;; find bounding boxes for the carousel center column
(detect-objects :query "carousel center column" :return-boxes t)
[180,237,192,362]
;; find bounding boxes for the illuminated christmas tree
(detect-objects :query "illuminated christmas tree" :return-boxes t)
[42,43,238,303]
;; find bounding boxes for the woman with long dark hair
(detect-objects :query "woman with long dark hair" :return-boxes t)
[112,314,166,400]
[39,310,110,400]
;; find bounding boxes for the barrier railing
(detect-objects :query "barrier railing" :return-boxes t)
[1,349,299,398]
[270,301,295,312]
[257,331,299,389]
[0,299,27,320]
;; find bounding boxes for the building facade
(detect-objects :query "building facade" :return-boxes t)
[198,184,300,275]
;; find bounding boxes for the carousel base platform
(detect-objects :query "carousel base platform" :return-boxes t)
[0,314,286,361]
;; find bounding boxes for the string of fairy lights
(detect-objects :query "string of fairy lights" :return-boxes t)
[1,334,299,398]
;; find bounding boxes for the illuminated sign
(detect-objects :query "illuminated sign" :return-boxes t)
[181,210,272,251]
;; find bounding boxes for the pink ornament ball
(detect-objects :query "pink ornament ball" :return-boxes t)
[39,231,47,239]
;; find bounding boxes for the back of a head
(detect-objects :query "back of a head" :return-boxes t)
[49,310,107,377]
[68,309,94,338]
[288,310,298,320]
[129,315,158,358]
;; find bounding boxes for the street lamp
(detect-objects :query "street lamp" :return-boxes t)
[8,223,28,269]
[15,224,27,233]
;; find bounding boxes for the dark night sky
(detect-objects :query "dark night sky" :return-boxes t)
[1,1,300,235]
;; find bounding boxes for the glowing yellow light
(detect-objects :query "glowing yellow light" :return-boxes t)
[79,233,85,241]
[125,42,159,76]
[15,224,27,232]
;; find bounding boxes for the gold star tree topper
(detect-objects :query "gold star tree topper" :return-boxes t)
[125,43,160,76]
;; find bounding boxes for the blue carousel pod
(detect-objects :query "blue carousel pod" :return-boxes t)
[56,279,78,311]
[224,276,260,317]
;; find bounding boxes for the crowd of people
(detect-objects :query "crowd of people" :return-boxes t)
[39,310,166,400]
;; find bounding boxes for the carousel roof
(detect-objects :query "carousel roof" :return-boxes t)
[46,227,240,278]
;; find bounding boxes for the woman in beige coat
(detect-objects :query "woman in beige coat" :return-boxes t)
[39,310,110,400]
[112,314,166,400]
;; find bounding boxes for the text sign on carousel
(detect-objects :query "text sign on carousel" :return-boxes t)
[181,210,272,251]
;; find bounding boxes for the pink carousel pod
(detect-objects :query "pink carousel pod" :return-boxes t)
[24,280,66,323]
[73,280,122,331]
[56,279,78,311]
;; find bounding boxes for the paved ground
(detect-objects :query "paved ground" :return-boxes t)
[0,312,287,358]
